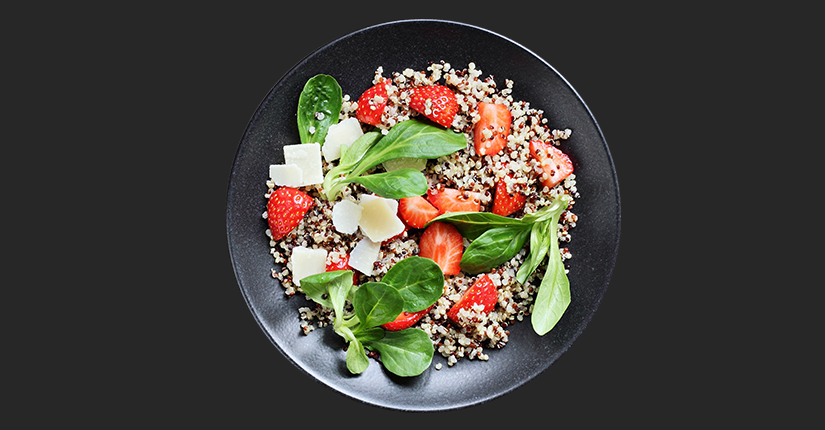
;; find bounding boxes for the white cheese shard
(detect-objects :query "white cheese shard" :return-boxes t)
[349,237,381,276]
[269,164,303,187]
[283,143,324,186]
[358,196,405,242]
[290,246,328,286]
[331,199,363,234]
[359,194,398,214]
[322,118,363,162]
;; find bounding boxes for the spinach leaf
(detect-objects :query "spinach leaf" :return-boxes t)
[381,256,444,312]
[297,74,342,144]
[429,211,527,240]
[353,282,404,329]
[364,328,434,377]
[341,168,428,199]
[346,337,370,374]
[531,249,571,336]
[299,270,353,309]
[460,225,531,274]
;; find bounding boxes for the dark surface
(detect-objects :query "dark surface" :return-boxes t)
[227,20,619,410]
[14,2,799,425]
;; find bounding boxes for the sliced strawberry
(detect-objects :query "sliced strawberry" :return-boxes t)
[473,102,511,156]
[492,175,526,217]
[325,253,359,285]
[426,188,481,215]
[267,187,314,241]
[447,274,497,324]
[398,195,440,229]
[529,140,574,189]
[356,80,389,126]
[381,306,432,331]
[418,221,463,276]
[408,85,458,127]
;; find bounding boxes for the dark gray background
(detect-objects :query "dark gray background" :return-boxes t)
[11,2,792,426]
[131,10,715,424]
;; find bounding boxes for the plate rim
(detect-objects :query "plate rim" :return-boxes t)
[226,19,620,411]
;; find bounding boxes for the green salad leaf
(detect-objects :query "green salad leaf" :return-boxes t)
[298,270,351,309]
[429,211,527,241]
[515,195,570,284]
[531,243,571,336]
[432,193,573,336]
[340,168,428,200]
[460,225,531,274]
[364,329,434,377]
[350,118,467,177]
[380,256,444,312]
[346,337,370,374]
[296,256,444,377]
[353,282,404,329]
[297,74,342,144]
[323,118,466,200]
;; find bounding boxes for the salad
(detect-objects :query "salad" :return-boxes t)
[263,62,579,377]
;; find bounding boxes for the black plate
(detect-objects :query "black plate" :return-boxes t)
[226,20,620,411]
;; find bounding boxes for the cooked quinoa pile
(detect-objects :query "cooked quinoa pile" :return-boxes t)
[264,61,579,367]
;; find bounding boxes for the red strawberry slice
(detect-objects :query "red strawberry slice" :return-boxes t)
[356,80,389,126]
[398,195,440,229]
[529,140,574,189]
[325,253,359,285]
[426,188,481,214]
[492,175,526,216]
[381,305,432,331]
[447,274,497,324]
[409,85,458,127]
[418,221,463,276]
[266,187,314,241]
[473,102,511,156]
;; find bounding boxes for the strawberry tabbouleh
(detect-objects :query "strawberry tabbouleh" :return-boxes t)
[264,61,579,367]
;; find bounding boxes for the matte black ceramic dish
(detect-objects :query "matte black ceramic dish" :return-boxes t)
[227,20,620,411]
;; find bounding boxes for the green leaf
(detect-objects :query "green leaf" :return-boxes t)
[323,132,383,200]
[364,329,434,377]
[341,169,428,199]
[521,194,571,224]
[516,221,554,284]
[338,131,382,169]
[516,194,572,284]
[429,211,527,240]
[322,119,464,200]
[346,337,370,374]
[297,74,342,144]
[298,270,353,309]
[460,226,530,274]
[353,326,385,343]
[381,256,445,312]
[531,254,571,336]
[351,119,467,177]
[353,282,404,329]
[328,273,355,328]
